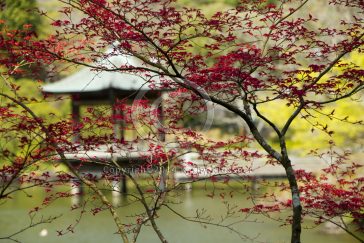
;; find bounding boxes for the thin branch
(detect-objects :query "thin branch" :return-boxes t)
[281,98,305,136]
[0,214,62,243]
[261,0,310,55]
[304,32,364,91]
[0,91,130,243]
[252,103,281,136]
[311,83,364,105]
[163,204,260,241]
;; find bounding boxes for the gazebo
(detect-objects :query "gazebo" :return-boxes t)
[42,52,168,194]
[43,52,166,141]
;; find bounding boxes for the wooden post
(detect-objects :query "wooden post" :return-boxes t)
[251,177,260,192]
[71,178,83,205]
[157,98,165,142]
[71,96,80,143]
[110,90,124,141]
[158,166,167,192]
[121,174,127,194]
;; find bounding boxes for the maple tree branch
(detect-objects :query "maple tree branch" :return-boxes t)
[0,91,130,243]
[313,83,364,105]
[0,214,62,243]
[281,97,305,136]
[163,204,259,241]
[43,49,176,77]
[261,0,309,55]
[309,212,364,242]
[168,76,283,162]
[252,103,282,137]
[73,0,182,77]
[305,32,364,91]
[124,171,168,243]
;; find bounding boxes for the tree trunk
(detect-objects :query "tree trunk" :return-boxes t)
[284,162,302,243]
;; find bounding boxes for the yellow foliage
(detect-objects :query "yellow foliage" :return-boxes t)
[258,50,364,154]
[259,99,363,154]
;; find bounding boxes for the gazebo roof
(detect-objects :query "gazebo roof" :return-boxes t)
[42,52,165,95]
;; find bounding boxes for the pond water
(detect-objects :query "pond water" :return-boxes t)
[0,182,359,243]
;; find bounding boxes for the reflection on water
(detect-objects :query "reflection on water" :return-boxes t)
[0,182,359,243]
